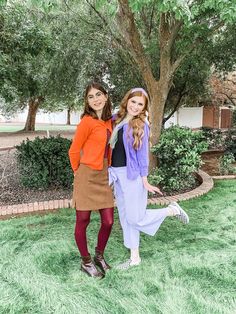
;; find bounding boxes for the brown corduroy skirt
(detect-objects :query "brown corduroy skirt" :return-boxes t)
[72,159,114,211]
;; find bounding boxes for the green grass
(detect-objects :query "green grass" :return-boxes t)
[0,180,236,314]
[0,124,76,132]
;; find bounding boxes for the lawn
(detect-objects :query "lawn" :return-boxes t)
[0,180,235,314]
[0,123,76,132]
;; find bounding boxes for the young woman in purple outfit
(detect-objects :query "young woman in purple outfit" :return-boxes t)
[109,88,189,269]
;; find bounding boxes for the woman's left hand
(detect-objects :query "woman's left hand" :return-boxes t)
[142,177,163,195]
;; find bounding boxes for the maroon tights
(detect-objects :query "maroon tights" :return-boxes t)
[74,207,114,256]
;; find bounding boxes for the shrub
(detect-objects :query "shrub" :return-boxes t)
[201,127,226,149]
[219,153,236,175]
[233,110,236,127]
[148,169,163,187]
[16,136,73,188]
[150,126,208,193]
[225,129,236,161]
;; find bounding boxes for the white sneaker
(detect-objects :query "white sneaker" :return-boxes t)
[168,202,189,224]
[115,258,141,270]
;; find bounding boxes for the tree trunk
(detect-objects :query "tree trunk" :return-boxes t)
[67,108,71,125]
[23,98,40,131]
[148,80,169,169]
[114,4,183,169]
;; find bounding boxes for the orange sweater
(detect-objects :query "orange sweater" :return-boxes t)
[69,115,112,172]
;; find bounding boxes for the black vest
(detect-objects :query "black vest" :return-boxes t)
[111,128,127,167]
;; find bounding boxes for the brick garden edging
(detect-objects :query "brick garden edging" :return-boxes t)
[211,175,236,180]
[0,170,213,217]
[148,169,214,205]
[0,199,72,217]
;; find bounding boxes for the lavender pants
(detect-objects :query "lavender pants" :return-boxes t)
[109,167,168,249]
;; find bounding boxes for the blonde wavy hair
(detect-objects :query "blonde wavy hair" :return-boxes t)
[115,89,150,149]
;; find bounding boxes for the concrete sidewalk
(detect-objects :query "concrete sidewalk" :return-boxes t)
[0,130,75,150]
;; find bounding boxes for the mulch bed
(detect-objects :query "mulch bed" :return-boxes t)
[200,150,224,176]
[0,149,202,206]
[200,149,236,176]
[1,129,235,206]
[0,150,72,206]
[3,142,228,207]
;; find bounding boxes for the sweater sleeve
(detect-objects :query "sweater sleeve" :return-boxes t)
[68,117,91,172]
[136,123,150,177]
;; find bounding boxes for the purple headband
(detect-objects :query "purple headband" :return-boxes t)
[131,87,149,98]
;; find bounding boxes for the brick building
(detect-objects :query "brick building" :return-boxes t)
[203,105,232,129]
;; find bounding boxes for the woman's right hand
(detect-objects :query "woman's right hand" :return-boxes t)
[142,177,163,195]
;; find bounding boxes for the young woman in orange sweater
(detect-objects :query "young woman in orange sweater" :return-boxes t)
[69,82,114,278]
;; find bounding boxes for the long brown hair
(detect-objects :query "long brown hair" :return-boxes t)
[81,82,112,121]
[115,89,149,149]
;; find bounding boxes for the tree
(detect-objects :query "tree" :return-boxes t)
[1,0,235,138]
[0,1,58,130]
[210,72,236,107]
[0,0,140,128]
[46,1,143,109]
[163,54,211,125]
[91,0,236,165]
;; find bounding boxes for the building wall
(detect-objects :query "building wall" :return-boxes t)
[177,107,203,128]
[220,107,232,128]
[202,106,220,128]
[0,109,81,125]
[1,105,232,129]
[202,105,232,129]
[165,106,232,129]
[164,107,203,129]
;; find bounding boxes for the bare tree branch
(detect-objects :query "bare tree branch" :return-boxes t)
[220,93,236,106]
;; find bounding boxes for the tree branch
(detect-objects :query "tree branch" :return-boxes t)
[159,12,184,85]
[84,0,134,58]
[220,93,236,106]
[210,20,225,33]
[148,1,155,38]
[84,0,109,27]
[226,78,236,85]
[172,53,188,73]
[171,20,225,75]
[162,90,188,125]
[140,7,150,37]
[116,0,155,88]
[140,1,156,39]
[168,19,183,54]
[163,64,193,124]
